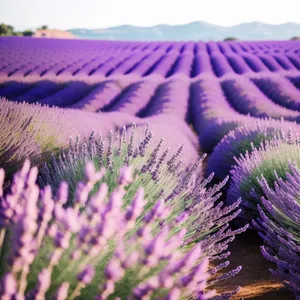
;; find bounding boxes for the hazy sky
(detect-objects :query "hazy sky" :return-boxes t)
[1,0,299,30]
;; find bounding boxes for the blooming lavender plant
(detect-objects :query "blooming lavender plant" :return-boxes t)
[253,162,300,299]
[37,123,247,297]
[0,160,215,299]
[0,158,244,299]
[207,120,300,183]
[0,98,137,178]
[227,132,300,223]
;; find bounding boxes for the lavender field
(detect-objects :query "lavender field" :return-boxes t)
[0,36,300,300]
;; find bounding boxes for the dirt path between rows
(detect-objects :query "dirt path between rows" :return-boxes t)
[212,231,294,299]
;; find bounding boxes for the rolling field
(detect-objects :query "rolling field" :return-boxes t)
[0,38,299,128]
[0,37,300,299]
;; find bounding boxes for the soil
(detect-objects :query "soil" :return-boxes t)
[212,231,295,300]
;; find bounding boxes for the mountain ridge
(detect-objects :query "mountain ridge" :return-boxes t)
[68,21,300,41]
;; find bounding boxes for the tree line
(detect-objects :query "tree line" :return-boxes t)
[0,24,48,37]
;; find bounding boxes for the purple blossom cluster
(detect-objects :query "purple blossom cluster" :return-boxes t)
[189,73,300,153]
[0,98,138,176]
[0,151,246,299]
[253,162,300,299]
[210,53,235,77]
[68,80,123,112]
[189,76,240,152]
[193,51,213,76]
[206,119,300,184]
[224,53,253,74]
[227,133,300,223]
[240,53,270,72]
[0,98,203,179]
[0,160,219,299]
[38,124,248,295]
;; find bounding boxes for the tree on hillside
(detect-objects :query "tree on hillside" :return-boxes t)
[291,36,300,40]
[39,25,48,30]
[22,30,34,36]
[0,23,14,36]
[0,23,37,37]
[224,37,239,41]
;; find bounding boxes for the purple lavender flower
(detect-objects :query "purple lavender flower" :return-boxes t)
[0,160,243,299]
[254,161,300,298]
[207,120,300,183]
[0,98,137,178]
[38,124,246,297]
[227,133,300,223]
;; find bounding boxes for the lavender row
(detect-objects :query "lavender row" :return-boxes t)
[206,120,300,184]
[251,74,300,111]
[221,75,300,122]
[189,76,257,152]
[0,98,200,176]
[140,76,190,120]
[254,162,300,299]
[1,38,299,80]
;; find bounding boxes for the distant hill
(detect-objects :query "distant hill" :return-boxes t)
[68,21,300,41]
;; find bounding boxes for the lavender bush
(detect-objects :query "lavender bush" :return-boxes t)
[227,133,300,223]
[0,151,245,299]
[207,119,300,183]
[225,54,253,74]
[253,162,300,299]
[240,53,269,72]
[38,124,247,295]
[0,98,137,178]
[0,160,218,299]
[257,54,283,72]
[210,53,234,77]
[0,99,200,185]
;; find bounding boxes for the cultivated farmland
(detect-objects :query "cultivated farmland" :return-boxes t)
[0,37,299,300]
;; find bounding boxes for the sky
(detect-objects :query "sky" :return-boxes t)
[0,0,300,30]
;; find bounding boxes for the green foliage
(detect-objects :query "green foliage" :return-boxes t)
[224,37,239,41]
[22,30,34,36]
[240,143,300,197]
[0,23,14,36]
[0,23,38,37]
